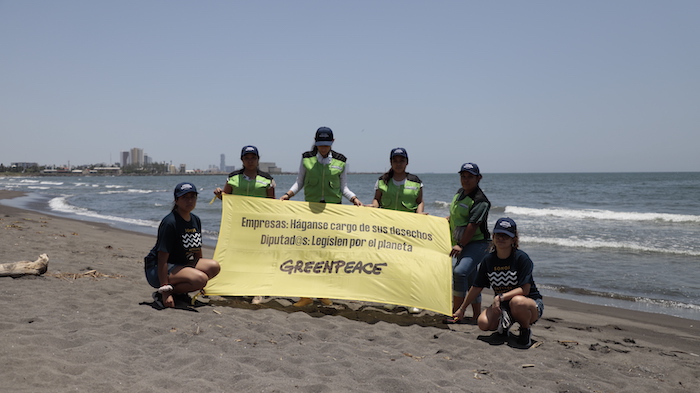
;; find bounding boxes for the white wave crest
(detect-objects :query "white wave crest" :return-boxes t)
[39,181,63,185]
[48,197,159,228]
[97,189,155,195]
[522,235,700,257]
[634,297,700,312]
[433,200,451,208]
[506,206,700,223]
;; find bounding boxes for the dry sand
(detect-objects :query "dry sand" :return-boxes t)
[1,190,698,392]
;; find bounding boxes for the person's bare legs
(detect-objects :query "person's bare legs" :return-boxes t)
[471,301,482,320]
[477,306,500,331]
[509,295,538,329]
[160,259,220,307]
[194,258,220,280]
[452,295,464,314]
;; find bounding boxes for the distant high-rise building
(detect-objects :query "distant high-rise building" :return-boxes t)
[120,151,129,167]
[259,162,281,174]
[130,148,144,166]
[220,154,226,172]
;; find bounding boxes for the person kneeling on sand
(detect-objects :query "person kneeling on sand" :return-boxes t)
[144,182,220,308]
[452,218,544,347]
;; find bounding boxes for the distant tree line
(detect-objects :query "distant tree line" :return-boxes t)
[120,162,172,174]
[0,163,41,173]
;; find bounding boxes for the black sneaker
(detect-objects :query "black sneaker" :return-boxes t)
[517,327,532,347]
[152,291,164,309]
[173,292,192,305]
[497,308,513,335]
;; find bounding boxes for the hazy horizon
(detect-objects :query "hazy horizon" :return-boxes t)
[2,1,698,174]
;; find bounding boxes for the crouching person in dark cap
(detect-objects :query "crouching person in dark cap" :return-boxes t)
[145,182,220,308]
[453,218,544,347]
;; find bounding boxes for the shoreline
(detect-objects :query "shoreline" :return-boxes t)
[2,188,696,334]
[3,189,698,322]
[2,189,699,391]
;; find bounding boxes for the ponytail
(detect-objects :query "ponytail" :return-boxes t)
[379,168,395,182]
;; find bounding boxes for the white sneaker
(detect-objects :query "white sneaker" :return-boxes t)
[497,308,513,335]
[408,307,421,314]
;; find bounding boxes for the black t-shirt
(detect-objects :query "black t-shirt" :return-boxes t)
[145,211,202,268]
[474,249,542,300]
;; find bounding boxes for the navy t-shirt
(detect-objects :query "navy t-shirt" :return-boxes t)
[474,249,542,300]
[145,211,202,268]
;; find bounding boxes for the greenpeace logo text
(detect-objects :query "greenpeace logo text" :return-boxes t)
[279,259,387,275]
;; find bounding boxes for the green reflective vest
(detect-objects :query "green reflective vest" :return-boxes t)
[377,173,422,212]
[448,187,490,245]
[226,169,273,197]
[302,151,347,203]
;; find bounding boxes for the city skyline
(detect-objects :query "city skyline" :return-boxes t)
[5,148,287,175]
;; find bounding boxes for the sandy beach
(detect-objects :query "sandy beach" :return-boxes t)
[1,190,698,393]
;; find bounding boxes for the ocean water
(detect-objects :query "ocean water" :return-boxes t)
[2,172,699,320]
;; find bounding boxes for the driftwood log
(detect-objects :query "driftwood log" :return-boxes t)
[0,254,49,277]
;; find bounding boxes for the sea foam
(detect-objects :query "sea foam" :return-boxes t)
[507,206,700,223]
[522,235,700,256]
[48,196,159,228]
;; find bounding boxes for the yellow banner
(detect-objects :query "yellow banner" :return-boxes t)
[205,195,453,315]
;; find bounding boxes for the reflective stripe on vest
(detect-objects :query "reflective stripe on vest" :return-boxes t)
[227,174,271,197]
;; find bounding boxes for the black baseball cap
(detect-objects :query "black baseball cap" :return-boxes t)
[174,182,198,198]
[459,163,480,176]
[390,147,408,160]
[314,127,334,146]
[240,145,259,158]
[493,217,517,237]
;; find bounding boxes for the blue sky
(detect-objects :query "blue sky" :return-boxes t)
[1,1,698,173]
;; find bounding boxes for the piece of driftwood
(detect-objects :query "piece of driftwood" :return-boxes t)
[0,254,49,277]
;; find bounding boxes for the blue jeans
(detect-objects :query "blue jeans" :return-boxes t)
[452,241,489,301]
[145,262,178,288]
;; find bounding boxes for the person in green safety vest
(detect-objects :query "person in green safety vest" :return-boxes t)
[445,163,491,324]
[281,126,363,307]
[214,145,275,304]
[367,147,425,314]
[368,147,424,213]
[214,145,276,200]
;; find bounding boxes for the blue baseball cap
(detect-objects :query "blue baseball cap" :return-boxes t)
[390,147,408,160]
[314,127,334,146]
[493,217,517,237]
[174,182,198,198]
[459,163,480,176]
[240,145,259,158]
